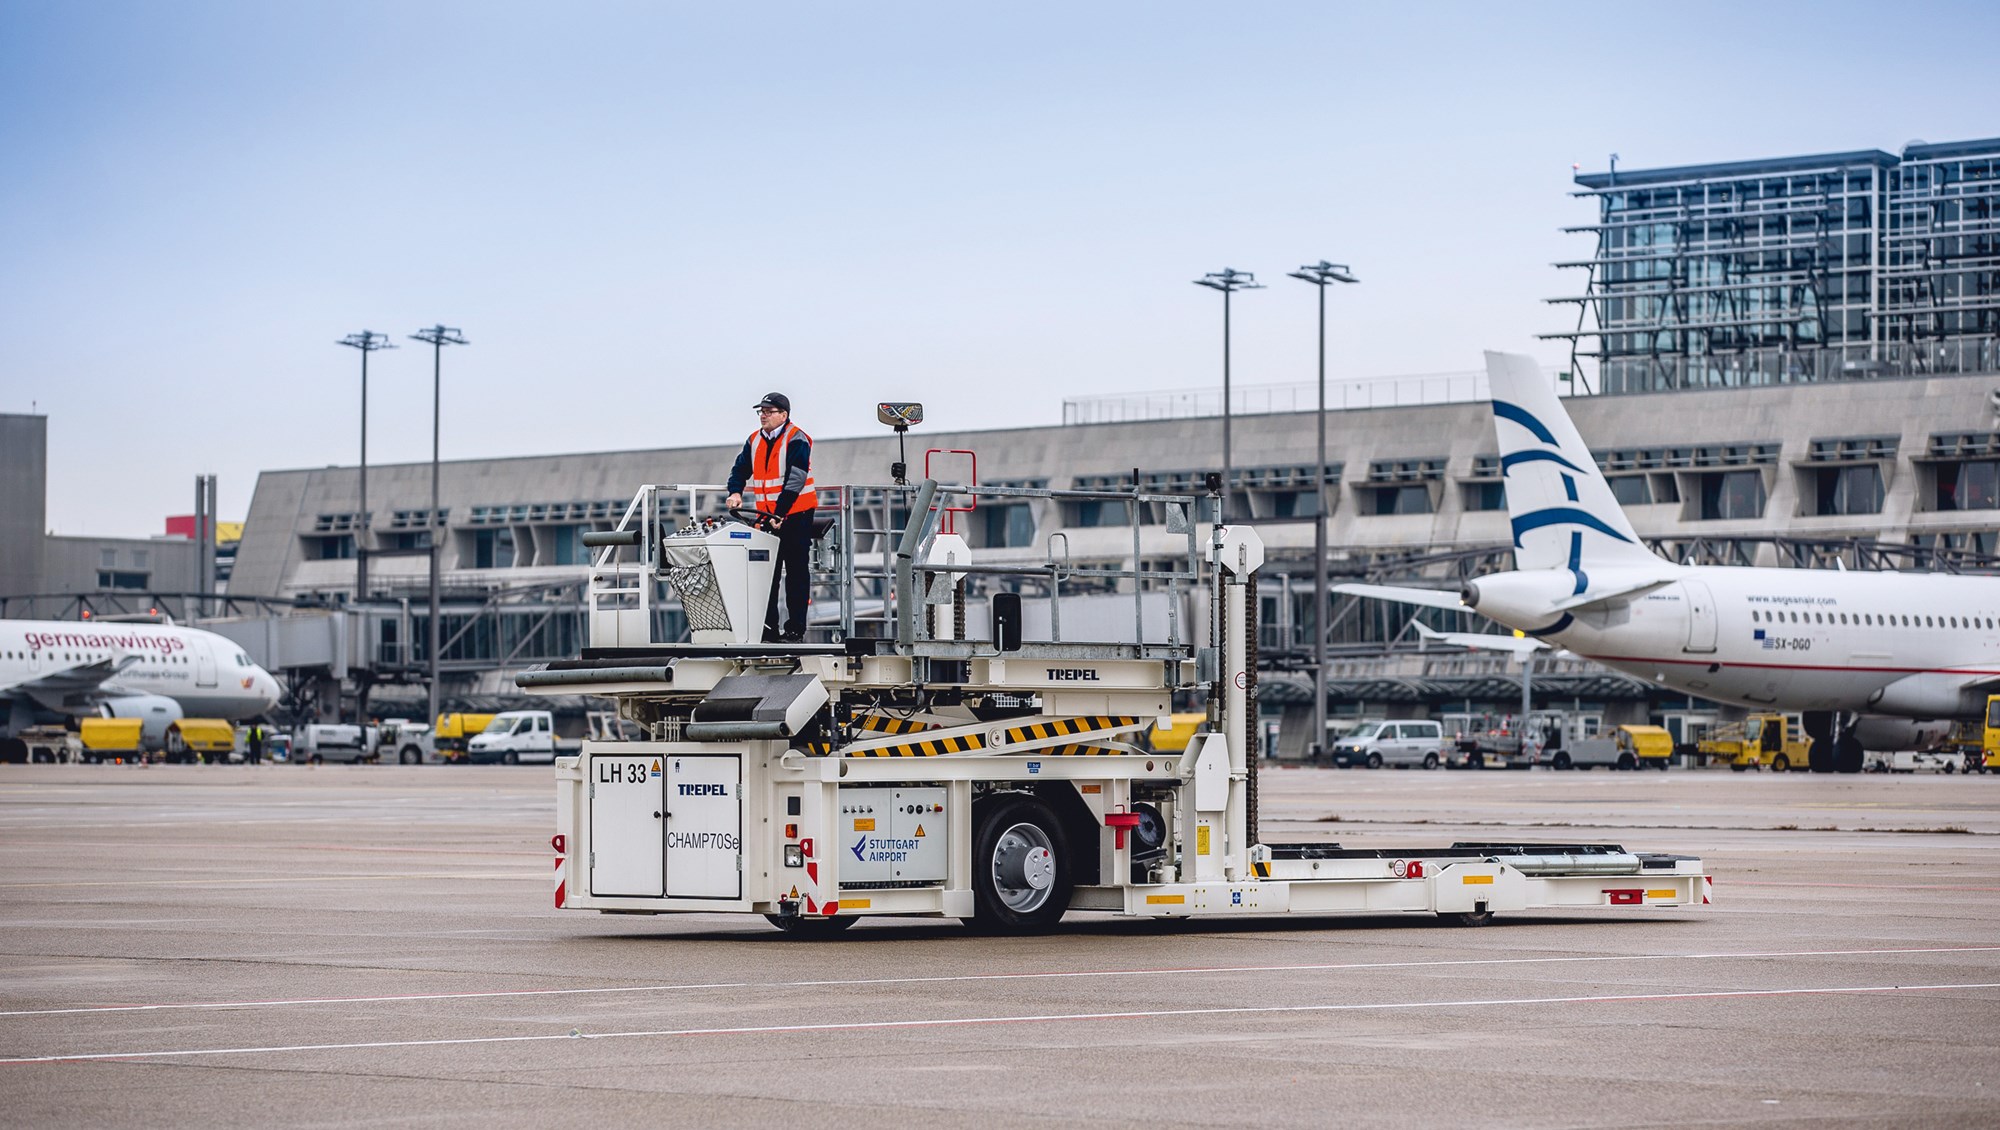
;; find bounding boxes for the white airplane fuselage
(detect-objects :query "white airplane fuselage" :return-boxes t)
[0,619,282,724]
[1468,565,2000,717]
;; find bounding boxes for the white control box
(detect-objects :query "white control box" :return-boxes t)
[837,787,947,883]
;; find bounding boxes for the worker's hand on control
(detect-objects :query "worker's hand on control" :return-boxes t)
[725,493,742,510]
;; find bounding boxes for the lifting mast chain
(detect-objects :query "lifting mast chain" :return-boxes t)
[1244,569,1259,844]
[1207,489,1226,734]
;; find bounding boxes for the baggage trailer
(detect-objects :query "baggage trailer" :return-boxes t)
[522,476,1708,935]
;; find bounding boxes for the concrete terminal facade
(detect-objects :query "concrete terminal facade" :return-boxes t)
[222,369,2000,740]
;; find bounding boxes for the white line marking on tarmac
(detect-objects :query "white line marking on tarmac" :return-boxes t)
[5,982,1997,1065]
[0,872,543,890]
[3,944,1995,1019]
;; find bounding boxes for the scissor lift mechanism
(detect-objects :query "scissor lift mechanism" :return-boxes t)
[520,478,1708,935]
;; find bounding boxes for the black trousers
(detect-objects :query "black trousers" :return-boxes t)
[764,510,814,638]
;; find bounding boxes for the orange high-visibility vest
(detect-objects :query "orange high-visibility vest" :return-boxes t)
[747,422,817,515]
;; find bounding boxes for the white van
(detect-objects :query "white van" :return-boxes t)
[465,710,579,765]
[1330,719,1446,769]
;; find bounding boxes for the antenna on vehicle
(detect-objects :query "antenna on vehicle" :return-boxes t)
[877,402,923,485]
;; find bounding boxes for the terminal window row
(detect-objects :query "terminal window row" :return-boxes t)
[292,461,2000,566]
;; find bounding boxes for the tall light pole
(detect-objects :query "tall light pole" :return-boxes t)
[409,324,468,731]
[1192,268,1262,521]
[1287,261,1358,760]
[337,331,395,611]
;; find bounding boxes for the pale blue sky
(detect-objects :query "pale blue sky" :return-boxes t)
[3,0,1994,536]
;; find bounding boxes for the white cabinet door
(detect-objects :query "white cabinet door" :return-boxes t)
[666,755,742,899]
[589,755,664,897]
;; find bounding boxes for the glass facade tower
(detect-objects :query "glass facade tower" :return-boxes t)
[1550,139,1999,395]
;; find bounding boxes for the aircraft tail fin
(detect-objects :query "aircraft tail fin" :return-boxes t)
[1484,351,1661,574]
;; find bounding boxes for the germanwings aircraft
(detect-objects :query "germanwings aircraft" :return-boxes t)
[0,619,282,761]
[1336,351,2000,772]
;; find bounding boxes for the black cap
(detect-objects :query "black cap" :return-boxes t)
[753,392,790,412]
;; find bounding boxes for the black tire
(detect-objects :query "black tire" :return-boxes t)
[969,794,1073,934]
[1422,752,1439,770]
[1552,752,1572,771]
[1366,752,1383,769]
[1835,731,1865,774]
[502,751,520,766]
[765,913,858,938]
[1804,712,1835,772]
[400,746,422,765]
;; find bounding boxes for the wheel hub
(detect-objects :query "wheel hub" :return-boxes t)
[991,822,1056,911]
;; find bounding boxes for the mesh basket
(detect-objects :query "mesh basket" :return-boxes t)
[663,542,732,633]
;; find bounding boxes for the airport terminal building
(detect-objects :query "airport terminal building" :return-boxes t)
[21,139,2000,746]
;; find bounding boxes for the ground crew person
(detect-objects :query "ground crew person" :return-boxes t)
[725,392,817,642]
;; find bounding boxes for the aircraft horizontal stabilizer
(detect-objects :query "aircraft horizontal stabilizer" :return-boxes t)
[1409,620,1547,655]
[1330,583,1467,612]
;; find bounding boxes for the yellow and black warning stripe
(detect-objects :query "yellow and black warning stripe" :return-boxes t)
[852,714,934,735]
[847,732,986,758]
[1000,715,1141,745]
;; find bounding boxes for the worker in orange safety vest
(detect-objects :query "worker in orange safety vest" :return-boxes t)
[725,392,818,642]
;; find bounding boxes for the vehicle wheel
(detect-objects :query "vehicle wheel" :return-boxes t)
[400,746,421,765]
[765,913,857,938]
[1366,752,1383,769]
[1552,752,1572,771]
[1422,752,1439,770]
[1616,753,1635,771]
[970,794,1072,934]
[1771,754,1790,772]
[502,751,520,766]
[1835,731,1865,774]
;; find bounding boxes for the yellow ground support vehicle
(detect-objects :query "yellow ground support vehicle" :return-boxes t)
[78,717,146,762]
[1618,725,1675,769]
[1146,713,1207,754]
[165,718,238,764]
[1983,695,2000,773]
[434,713,498,762]
[1699,713,1811,771]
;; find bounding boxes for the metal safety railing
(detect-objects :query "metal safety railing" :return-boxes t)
[582,479,1212,659]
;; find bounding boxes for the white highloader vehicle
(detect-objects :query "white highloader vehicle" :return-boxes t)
[520,469,1708,936]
